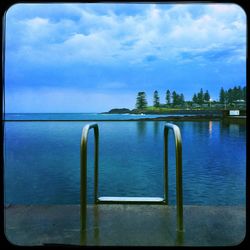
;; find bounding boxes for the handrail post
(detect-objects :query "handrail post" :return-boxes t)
[164,128,169,205]
[80,123,99,244]
[94,127,99,204]
[164,123,184,232]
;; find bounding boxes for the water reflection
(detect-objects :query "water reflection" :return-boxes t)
[209,121,213,137]
[136,121,146,137]
[229,124,240,137]
[93,206,100,246]
[175,231,185,246]
[192,122,209,136]
[136,121,175,139]
[153,121,160,138]
[220,120,245,138]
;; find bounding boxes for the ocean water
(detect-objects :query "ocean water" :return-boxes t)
[4,114,246,205]
[4,112,201,121]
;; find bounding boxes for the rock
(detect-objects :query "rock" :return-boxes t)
[105,108,131,114]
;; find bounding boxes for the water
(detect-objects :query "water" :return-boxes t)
[4,112,202,121]
[4,115,246,205]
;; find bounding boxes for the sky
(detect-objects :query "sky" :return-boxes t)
[4,3,246,113]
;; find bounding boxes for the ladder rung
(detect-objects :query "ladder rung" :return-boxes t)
[97,196,166,204]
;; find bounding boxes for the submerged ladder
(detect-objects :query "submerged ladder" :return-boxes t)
[80,122,184,240]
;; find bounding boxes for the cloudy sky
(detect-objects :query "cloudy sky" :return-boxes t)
[4,3,246,112]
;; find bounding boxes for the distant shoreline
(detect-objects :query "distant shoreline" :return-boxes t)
[100,108,246,123]
[102,108,246,115]
[101,108,224,115]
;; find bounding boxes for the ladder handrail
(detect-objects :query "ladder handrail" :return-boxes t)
[80,123,99,234]
[80,122,184,236]
[164,123,184,232]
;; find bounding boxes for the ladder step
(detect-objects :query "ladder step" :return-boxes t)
[97,196,166,204]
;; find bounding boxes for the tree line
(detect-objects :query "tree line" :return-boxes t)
[136,86,246,110]
[219,86,246,104]
[192,89,210,104]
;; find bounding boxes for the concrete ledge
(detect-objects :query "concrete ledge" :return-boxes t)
[4,205,245,246]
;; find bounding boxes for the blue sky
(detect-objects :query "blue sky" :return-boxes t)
[4,3,246,112]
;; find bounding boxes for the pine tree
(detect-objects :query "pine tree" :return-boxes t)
[166,90,171,105]
[204,90,210,102]
[172,91,177,106]
[235,86,242,100]
[242,86,246,101]
[224,90,228,104]
[197,88,204,104]
[153,90,160,108]
[180,93,185,104]
[219,87,225,103]
[227,88,233,104]
[136,92,147,110]
[192,94,198,103]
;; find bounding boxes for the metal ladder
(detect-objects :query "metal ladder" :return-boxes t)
[80,122,184,240]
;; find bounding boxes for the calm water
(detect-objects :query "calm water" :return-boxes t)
[4,115,246,205]
[5,112,202,120]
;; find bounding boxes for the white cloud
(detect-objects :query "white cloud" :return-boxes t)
[6,3,246,66]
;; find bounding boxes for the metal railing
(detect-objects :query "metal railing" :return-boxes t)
[80,123,99,234]
[80,122,184,239]
[164,123,184,232]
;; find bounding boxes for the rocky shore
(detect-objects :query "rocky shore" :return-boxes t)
[101,108,246,123]
[102,108,223,115]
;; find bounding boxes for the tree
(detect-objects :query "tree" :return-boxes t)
[232,86,237,101]
[224,90,228,104]
[166,89,171,105]
[227,88,233,104]
[180,93,185,104]
[236,86,242,100]
[153,90,160,108]
[242,86,246,101]
[204,90,210,102]
[172,91,178,106]
[238,86,243,100]
[192,93,198,103]
[197,88,204,104]
[136,92,147,110]
[219,87,225,103]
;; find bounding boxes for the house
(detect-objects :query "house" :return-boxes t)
[192,103,201,108]
[233,100,246,109]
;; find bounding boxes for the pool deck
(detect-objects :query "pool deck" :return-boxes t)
[4,204,245,246]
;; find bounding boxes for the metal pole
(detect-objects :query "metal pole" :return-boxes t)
[174,125,184,232]
[164,127,169,205]
[80,123,99,244]
[80,125,88,243]
[164,123,184,232]
[94,126,99,204]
